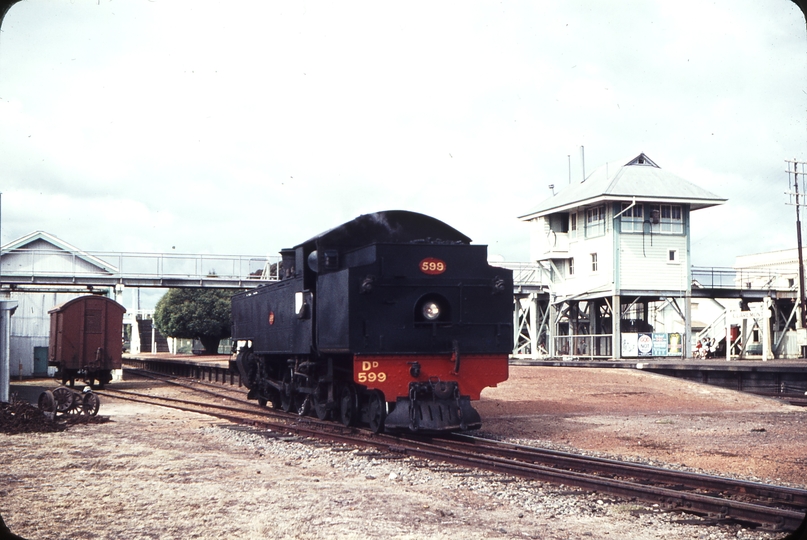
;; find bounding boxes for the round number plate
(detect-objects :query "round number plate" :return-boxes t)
[419,258,446,275]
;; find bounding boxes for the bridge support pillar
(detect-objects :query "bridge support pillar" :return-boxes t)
[0,300,19,403]
[612,295,621,360]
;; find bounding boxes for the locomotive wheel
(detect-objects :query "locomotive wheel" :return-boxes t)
[312,397,329,420]
[258,390,281,409]
[235,349,258,390]
[52,387,76,414]
[312,388,330,421]
[339,385,359,427]
[38,390,55,413]
[280,392,293,413]
[280,370,294,413]
[367,390,386,434]
[311,378,332,420]
[82,392,100,416]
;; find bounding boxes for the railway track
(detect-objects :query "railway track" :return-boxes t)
[103,368,807,533]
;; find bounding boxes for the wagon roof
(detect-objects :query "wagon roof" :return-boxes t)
[294,210,472,252]
[48,294,126,315]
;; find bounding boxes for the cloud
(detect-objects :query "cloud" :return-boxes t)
[0,0,804,300]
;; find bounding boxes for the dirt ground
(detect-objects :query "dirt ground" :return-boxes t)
[477,366,807,487]
[1,365,805,540]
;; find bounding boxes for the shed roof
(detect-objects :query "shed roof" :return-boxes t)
[518,153,727,220]
[1,231,118,273]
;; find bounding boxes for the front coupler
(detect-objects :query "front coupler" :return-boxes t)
[384,380,482,432]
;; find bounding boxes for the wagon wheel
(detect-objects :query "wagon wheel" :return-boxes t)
[339,385,359,427]
[52,387,76,414]
[280,369,294,413]
[64,394,84,416]
[38,390,55,413]
[82,392,101,416]
[60,372,76,388]
[367,390,386,434]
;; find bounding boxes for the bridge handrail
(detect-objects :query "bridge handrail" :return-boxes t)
[1,248,282,282]
[17,250,793,293]
[691,265,797,290]
[489,261,550,286]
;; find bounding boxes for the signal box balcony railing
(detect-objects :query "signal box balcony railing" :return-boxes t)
[490,262,550,288]
[691,266,797,292]
[554,334,613,360]
[0,248,282,289]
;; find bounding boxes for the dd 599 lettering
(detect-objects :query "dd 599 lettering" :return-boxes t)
[357,360,387,383]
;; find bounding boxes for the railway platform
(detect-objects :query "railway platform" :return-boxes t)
[511,357,807,404]
[122,353,235,385]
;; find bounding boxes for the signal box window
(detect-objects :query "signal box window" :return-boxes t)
[591,253,598,272]
[650,204,683,234]
[620,203,644,233]
[585,206,605,238]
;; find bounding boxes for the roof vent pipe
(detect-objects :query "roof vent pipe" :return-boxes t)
[580,146,586,182]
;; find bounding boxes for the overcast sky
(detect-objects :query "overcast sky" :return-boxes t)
[1,1,806,276]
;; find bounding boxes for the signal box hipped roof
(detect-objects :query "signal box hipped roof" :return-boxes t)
[518,153,726,220]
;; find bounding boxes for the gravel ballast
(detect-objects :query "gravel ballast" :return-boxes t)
[1,365,804,539]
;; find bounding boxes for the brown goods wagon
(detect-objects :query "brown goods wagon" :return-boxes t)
[48,295,126,388]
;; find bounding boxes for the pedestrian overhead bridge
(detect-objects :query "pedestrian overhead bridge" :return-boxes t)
[0,247,279,290]
[0,243,547,291]
[1,243,799,360]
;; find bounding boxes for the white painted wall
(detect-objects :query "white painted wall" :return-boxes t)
[618,233,689,291]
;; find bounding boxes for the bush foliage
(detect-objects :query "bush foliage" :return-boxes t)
[153,289,233,354]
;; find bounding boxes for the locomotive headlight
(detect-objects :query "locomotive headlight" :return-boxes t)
[422,301,441,321]
[415,293,450,323]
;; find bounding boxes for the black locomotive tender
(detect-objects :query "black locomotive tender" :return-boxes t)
[231,210,513,433]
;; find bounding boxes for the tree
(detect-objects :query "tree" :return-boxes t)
[153,288,234,355]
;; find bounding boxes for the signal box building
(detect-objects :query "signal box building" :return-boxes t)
[518,153,725,359]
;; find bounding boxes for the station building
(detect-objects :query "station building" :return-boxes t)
[730,248,805,359]
[0,231,120,378]
[517,153,726,360]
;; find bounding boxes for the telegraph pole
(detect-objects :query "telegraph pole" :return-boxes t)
[786,160,807,335]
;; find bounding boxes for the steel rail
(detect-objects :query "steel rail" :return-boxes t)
[384,434,805,532]
[112,368,807,532]
[442,433,807,511]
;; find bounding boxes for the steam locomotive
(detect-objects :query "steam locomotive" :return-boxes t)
[231,210,513,432]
